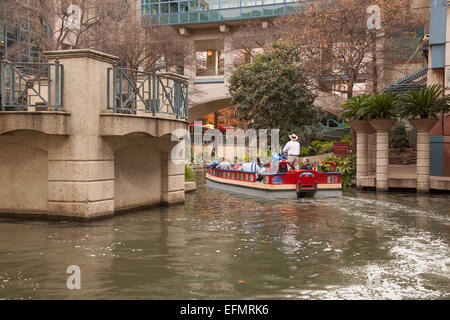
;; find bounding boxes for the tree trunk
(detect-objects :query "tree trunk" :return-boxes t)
[371,33,378,94]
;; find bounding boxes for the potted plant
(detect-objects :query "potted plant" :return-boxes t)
[339,94,373,132]
[364,92,399,131]
[399,84,450,131]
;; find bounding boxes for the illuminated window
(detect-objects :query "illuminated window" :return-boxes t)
[391,26,425,63]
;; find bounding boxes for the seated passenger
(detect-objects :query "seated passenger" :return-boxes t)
[216,161,232,170]
[300,158,312,170]
[240,162,263,181]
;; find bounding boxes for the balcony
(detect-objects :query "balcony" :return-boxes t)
[0,60,71,135]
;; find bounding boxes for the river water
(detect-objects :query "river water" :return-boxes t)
[0,171,449,300]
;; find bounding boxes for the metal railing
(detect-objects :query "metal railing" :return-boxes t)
[107,67,188,120]
[0,59,64,111]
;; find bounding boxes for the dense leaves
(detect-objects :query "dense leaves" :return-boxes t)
[229,45,321,145]
[362,93,400,120]
[400,84,450,119]
[326,155,356,189]
[339,95,371,121]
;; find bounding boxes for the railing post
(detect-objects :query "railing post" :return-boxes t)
[175,80,179,119]
[185,83,189,120]
[9,62,14,105]
[112,67,117,112]
[152,73,156,116]
[54,60,60,111]
[0,60,5,111]
[119,68,122,111]
[60,64,64,108]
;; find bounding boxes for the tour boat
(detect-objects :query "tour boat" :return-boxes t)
[206,161,342,199]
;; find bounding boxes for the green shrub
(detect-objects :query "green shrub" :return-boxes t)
[325,155,356,189]
[390,121,415,149]
[185,164,194,181]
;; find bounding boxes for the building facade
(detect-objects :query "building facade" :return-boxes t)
[427,0,450,177]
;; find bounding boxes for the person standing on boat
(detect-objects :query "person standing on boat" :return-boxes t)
[283,134,300,169]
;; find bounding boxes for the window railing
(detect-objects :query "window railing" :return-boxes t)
[0,59,64,111]
[107,67,189,120]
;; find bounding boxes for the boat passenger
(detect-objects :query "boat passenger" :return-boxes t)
[216,161,232,170]
[283,134,300,169]
[239,162,264,181]
[300,158,312,170]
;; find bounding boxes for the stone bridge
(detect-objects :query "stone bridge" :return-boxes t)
[0,49,188,220]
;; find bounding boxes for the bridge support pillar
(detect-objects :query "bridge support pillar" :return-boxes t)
[350,120,373,189]
[411,118,439,193]
[370,119,396,191]
[161,140,186,205]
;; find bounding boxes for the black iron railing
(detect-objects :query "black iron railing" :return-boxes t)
[0,59,64,111]
[107,67,188,120]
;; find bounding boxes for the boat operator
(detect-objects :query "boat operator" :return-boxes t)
[283,134,300,169]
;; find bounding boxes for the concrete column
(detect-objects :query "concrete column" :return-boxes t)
[356,132,368,188]
[368,133,377,175]
[411,118,440,192]
[223,36,233,86]
[349,120,373,188]
[161,140,185,205]
[44,49,118,219]
[370,120,397,191]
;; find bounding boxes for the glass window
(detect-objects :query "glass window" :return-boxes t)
[221,0,241,9]
[189,0,198,11]
[263,4,284,16]
[242,7,262,17]
[201,0,219,10]
[242,0,262,5]
[210,10,219,20]
[160,3,169,13]
[169,13,179,23]
[220,8,241,19]
[180,1,189,11]
[189,12,199,22]
[180,12,189,22]
[391,27,425,62]
[169,2,178,12]
[160,15,169,25]
[151,4,159,14]
[286,4,297,13]
[200,12,209,21]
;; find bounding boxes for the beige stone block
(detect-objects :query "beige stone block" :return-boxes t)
[416,143,430,151]
[376,134,389,144]
[376,181,389,190]
[376,173,388,181]
[416,134,430,144]
[161,159,185,176]
[47,136,114,160]
[357,158,368,165]
[162,190,185,204]
[48,199,114,218]
[416,175,430,183]
[161,174,185,192]
[48,160,114,181]
[376,158,389,166]
[376,144,389,151]
[48,180,114,202]
[416,166,430,175]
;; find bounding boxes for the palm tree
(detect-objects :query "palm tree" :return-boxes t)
[339,94,370,121]
[400,84,450,119]
[362,93,399,120]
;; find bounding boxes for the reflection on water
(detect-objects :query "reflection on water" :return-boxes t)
[0,171,449,299]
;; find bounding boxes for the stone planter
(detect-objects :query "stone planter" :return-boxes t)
[368,119,397,191]
[410,118,439,192]
[349,120,374,133]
